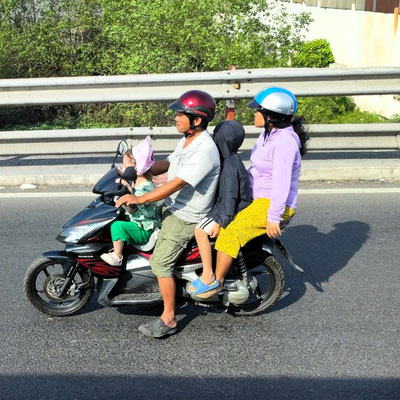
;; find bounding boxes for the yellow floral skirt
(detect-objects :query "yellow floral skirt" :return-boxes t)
[215,198,295,258]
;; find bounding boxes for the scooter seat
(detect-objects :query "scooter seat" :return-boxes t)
[130,228,160,252]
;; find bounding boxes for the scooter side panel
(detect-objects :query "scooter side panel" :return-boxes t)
[115,254,160,294]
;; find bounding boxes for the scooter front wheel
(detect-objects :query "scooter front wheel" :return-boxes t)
[24,256,94,316]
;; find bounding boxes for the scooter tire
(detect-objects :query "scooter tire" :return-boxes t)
[24,256,94,317]
[232,255,285,316]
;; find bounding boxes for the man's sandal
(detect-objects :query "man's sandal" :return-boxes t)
[138,318,177,338]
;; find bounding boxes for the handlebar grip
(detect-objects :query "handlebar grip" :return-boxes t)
[104,186,129,198]
[116,206,127,216]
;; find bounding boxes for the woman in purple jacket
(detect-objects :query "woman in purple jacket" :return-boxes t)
[198,86,309,298]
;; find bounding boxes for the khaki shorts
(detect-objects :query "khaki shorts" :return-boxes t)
[150,209,196,278]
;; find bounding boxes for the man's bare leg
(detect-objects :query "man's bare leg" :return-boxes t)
[158,276,177,328]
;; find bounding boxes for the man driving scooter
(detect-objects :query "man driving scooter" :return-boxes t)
[116,90,220,338]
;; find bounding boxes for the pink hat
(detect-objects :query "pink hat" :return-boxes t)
[131,135,155,175]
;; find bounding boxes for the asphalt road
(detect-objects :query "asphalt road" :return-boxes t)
[0,188,399,400]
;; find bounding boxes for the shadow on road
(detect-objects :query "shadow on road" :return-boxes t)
[2,150,399,168]
[0,153,170,167]
[88,221,370,320]
[116,301,207,334]
[0,374,397,399]
[240,149,400,161]
[274,221,370,311]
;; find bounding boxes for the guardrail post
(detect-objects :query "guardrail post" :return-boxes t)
[225,99,235,120]
[224,65,238,120]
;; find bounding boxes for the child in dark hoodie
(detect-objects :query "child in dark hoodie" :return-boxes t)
[187,120,252,295]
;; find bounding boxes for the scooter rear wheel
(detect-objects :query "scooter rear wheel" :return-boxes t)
[24,256,94,316]
[232,255,285,316]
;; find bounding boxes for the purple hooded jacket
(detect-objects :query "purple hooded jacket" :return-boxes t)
[248,126,302,223]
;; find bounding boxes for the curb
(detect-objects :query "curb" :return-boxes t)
[299,166,400,182]
[1,167,400,186]
[0,174,103,187]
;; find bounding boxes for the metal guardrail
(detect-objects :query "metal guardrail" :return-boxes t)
[0,67,399,106]
[0,67,399,155]
[0,124,399,155]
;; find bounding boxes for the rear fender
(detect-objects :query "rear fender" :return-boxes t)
[273,239,304,273]
[261,244,273,255]
[242,235,303,273]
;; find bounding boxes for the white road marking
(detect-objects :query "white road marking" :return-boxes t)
[0,192,96,198]
[298,188,400,194]
[0,187,400,198]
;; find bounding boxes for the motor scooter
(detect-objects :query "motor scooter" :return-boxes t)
[24,140,303,317]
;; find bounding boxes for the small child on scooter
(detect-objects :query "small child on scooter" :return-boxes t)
[187,121,252,295]
[100,136,161,266]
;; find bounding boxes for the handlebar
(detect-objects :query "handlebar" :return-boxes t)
[105,185,130,198]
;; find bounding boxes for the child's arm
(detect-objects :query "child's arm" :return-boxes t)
[208,223,221,238]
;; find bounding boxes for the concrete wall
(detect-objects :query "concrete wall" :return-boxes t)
[286,2,400,116]
[287,3,399,67]
[291,0,366,10]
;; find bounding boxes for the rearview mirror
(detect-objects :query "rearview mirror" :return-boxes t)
[117,140,129,156]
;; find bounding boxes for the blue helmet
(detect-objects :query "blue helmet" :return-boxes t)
[247,87,297,116]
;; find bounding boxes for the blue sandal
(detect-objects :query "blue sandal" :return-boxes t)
[187,278,220,295]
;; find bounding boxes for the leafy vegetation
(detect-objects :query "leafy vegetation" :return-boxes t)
[0,0,395,130]
[291,39,335,68]
[0,0,314,129]
[297,97,399,124]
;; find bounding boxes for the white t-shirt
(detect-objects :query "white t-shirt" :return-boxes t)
[165,130,220,223]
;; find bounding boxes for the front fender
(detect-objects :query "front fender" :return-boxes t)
[42,250,80,275]
[43,250,76,261]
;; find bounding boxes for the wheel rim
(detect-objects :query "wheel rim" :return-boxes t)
[244,264,276,306]
[29,261,89,313]
[231,261,280,314]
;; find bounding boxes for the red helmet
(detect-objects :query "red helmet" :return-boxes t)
[168,90,216,122]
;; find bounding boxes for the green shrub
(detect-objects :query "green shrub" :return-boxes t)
[294,97,399,124]
[329,110,395,124]
[291,39,335,68]
[296,96,355,124]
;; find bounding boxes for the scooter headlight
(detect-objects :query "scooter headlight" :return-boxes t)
[57,218,112,244]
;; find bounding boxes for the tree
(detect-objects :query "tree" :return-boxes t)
[0,0,102,78]
[0,0,312,128]
[95,0,311,74]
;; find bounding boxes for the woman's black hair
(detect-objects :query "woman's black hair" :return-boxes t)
[291,116,309,156]
[261,110,310,156]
